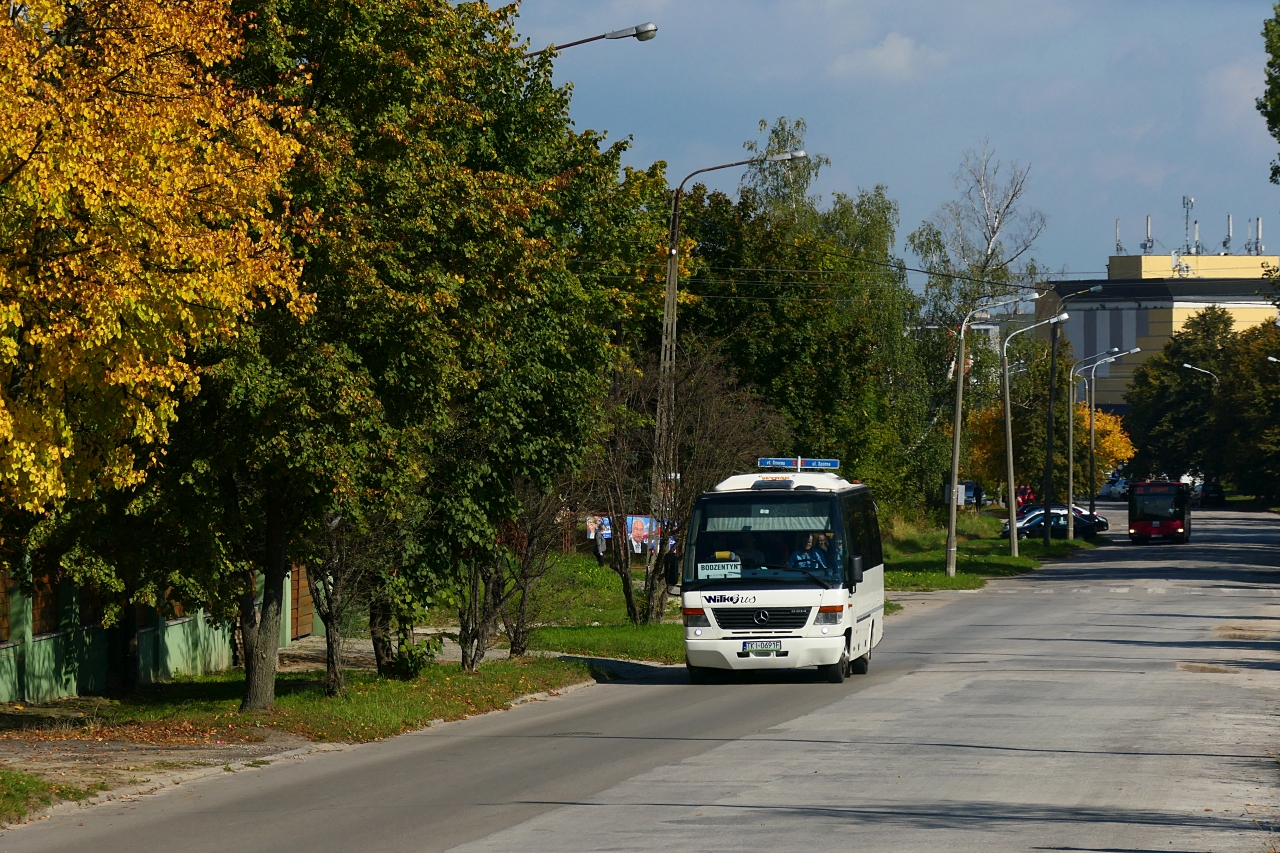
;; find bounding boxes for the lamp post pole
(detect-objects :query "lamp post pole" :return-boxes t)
[1086,348,1139,515]
[945,298,1018,578]
[652,150,807,597]
[1039,286,1101,548]
[523,22,658,58]
[1002,313,1069,557]
[1067,348,1120,538]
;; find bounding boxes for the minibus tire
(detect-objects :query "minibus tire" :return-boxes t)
[850,653,870,675]
[823,654,847,684]
[686,663,714,684]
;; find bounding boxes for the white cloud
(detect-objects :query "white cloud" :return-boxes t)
[828,32,947,81]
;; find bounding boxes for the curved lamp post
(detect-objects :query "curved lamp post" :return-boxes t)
[1181,363,1220,383]
[945,297,1020,577]
[524,22,658,58]
[652,150,808,578]
[1066,348,1120,537]
[1039,286,1102,548]
[1001,312,1069,556]
[1084,348,1139,515]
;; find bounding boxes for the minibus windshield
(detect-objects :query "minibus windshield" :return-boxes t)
[685,495,842,588]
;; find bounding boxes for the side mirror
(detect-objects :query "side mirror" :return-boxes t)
[664,555,681,588]
[850,555,864,585]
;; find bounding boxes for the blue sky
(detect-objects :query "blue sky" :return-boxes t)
[516,0,1280,286]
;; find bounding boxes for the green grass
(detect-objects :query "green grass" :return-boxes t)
[528,624,685,665]
[0,769,104,824]
[880,510,1096,592]
[71,656,592,743]
[883,600,903,615]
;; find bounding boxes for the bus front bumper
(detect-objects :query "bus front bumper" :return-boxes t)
[685,636,845,671]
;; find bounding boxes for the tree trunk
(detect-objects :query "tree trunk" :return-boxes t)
[502,582,531,657]
[369,598,395,676]
[609,512,640,625]
[241,508,289,711]
[323,614,344,696]
[642,541,669,625]
[457,558,488,671]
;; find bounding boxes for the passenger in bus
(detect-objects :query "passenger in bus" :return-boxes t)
[787,534,829,571]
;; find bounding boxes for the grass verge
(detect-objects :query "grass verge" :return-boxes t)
[0,769,104,824]
[4,657,592,745]
[882,511,1097,592]
[528,624,685,665]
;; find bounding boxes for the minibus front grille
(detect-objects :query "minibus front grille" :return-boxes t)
[711,607,812,630]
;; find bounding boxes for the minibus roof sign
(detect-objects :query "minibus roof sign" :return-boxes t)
[757,457,840,471]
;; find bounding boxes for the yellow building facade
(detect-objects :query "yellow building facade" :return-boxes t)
[1043,255,1279,411]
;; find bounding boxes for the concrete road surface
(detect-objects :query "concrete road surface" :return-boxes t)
[5,506,1280,852]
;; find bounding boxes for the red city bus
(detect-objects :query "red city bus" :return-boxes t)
[1128,481,1191,544]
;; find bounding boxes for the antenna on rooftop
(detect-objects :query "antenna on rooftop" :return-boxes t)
[1182,196,1195,255]
[1193,220,1203,255]
[1222,214,1232,254]
[1115,219,1126,255]
[1260,217,1265,254]
[1140,215,1155,255]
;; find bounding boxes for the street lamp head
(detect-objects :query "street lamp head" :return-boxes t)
[764,149,808,163]
[1128,347,1141,355]
[1051,312,1069,324]
[606,22,659,40]
[1181,363,1194,370]
[1269,356,1280,364]
[1087,285,1103,293]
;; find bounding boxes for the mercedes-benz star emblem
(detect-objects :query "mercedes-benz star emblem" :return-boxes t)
[753,609,770,625]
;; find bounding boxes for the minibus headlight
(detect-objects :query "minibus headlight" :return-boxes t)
[683,607,710,628]
[815,605,842,626]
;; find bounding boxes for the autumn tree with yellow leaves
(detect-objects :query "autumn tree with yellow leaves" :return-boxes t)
[967,400,1135,501]
[0,0,301,512]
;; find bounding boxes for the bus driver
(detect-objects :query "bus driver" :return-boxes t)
[787,534,829,572]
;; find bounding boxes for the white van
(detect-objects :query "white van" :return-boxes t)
[679,466,885,684]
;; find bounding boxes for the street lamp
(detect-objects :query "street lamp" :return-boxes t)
[1181,363,1220,383]
[1040,285,1102,548]
[945,297,1021,578]
[1001,312,1069,557]
[1268,356,1280,364]
[651,149,809,572]
[1066,348,1120,538]
[1084,348,1139,515]
[523,22,658,58]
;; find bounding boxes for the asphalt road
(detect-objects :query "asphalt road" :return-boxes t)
[6,505,1280,852]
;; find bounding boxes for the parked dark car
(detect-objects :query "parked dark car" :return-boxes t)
[1002,508,1098,540]
[1015,504,1107,530]
[1192,483,1226,507]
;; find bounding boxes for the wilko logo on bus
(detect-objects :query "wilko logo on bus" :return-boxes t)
[702,594,757,605]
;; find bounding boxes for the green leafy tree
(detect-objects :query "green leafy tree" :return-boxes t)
[679,119,942,511]
[1217,320,1280,498]
[1125,307,1236,480]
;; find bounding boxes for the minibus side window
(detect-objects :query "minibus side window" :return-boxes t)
[858,496,883,567]
[840,493,865,586]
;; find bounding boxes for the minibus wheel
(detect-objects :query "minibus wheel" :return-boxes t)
[686,662,714,684]
[823,653,847,684]
[849,653,870,675]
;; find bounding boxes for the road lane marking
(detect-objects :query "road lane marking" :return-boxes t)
[1110,588,1130,593]
[1147,588,1167,594]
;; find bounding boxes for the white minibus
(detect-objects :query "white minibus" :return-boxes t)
[676,461,885,683]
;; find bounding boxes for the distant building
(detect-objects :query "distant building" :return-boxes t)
[1043,254,1279,413]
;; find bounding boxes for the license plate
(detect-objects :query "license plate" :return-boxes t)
[1152,521,1160,528]
[742,640,782,652]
